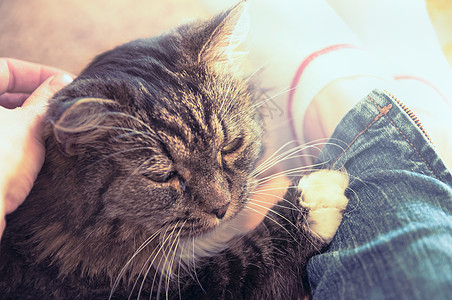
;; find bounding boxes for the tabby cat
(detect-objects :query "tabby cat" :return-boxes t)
[0,3,348,299]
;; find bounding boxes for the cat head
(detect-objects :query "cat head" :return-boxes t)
[42,2,263,243]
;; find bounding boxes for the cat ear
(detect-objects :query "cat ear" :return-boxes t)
[197,1,249,70]
[50,97,117,156]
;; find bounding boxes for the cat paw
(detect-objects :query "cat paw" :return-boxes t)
[298,170,349,243]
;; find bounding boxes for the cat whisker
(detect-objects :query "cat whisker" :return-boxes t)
[128,224,172,300]
[247,195,302,213]
[344,185,358,213]
[252,164,316,184]
[226,86,297,124]
[254,137,350,179]
[249,187,304,210]
[219,77,293,127]
[109,227,165,299]
[253,154,319,179]
[248,201,323,253]
[252,156,333,182]
[254,86,297,108]
[225,50,275,104]
[252,140,302,174]
[165,222,186,300]
[157,242,172,300]
[242,205,300,246]
[147,223,180,300]
[251,139,351,187]
[177,242,185,300]
[252,144,313,177]
[297,216,323,254]
[158,221,186,299]
[252,142,335,178]
[242,54,274,85]
[250,186,302,206]
[190,231,206,294]
[246,200,300,232]
[249,184,301,193]
[251,166,320,186]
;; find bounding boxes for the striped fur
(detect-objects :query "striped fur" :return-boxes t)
[0,3,346,299]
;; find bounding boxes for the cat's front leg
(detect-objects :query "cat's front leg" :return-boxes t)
[298,170,349,243]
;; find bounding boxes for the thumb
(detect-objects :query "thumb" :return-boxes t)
[22,72,73,116]
[0,73,73,240]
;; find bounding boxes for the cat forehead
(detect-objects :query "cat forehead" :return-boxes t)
[135,75,249,136]
[153,109,225,158]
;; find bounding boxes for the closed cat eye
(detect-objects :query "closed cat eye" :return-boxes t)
[222,136,244,154]
[143,171,176,183]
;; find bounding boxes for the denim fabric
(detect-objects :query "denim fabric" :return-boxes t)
[308,90,452,300]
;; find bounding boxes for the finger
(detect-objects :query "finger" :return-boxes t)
[0,58,73,95]
[0,196,4,240]
[21,73,73,117]
[0,217,4,240]
[0,93,30,109]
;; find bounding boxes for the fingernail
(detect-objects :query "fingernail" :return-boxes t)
[49,73,74,88]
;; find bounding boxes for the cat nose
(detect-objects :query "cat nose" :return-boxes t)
[211,202,230,219]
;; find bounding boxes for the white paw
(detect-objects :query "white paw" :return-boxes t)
[298,170,349,243]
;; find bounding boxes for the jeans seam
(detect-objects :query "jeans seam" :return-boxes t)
[332,96,439,180]
[332,96,392,167]
[367,96,439,180]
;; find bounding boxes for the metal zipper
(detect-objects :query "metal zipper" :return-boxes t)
[385,91,434,144]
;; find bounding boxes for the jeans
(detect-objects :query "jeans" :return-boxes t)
[307,90,452,300]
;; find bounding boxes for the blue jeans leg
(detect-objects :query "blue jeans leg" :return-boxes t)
[307,90,452,300]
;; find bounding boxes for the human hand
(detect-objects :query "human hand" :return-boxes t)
[234,176,289,232]
[0,58,73,239]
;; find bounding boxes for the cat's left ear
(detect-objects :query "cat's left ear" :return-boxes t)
[197,1,249,70]
[49,97,119,156]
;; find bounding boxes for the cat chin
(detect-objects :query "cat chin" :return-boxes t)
[174,208,246,266]
[177,223,240,267]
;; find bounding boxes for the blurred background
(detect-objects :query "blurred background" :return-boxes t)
[0,0,451,75]
[428,0,452,65]
[0,0,210,74]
